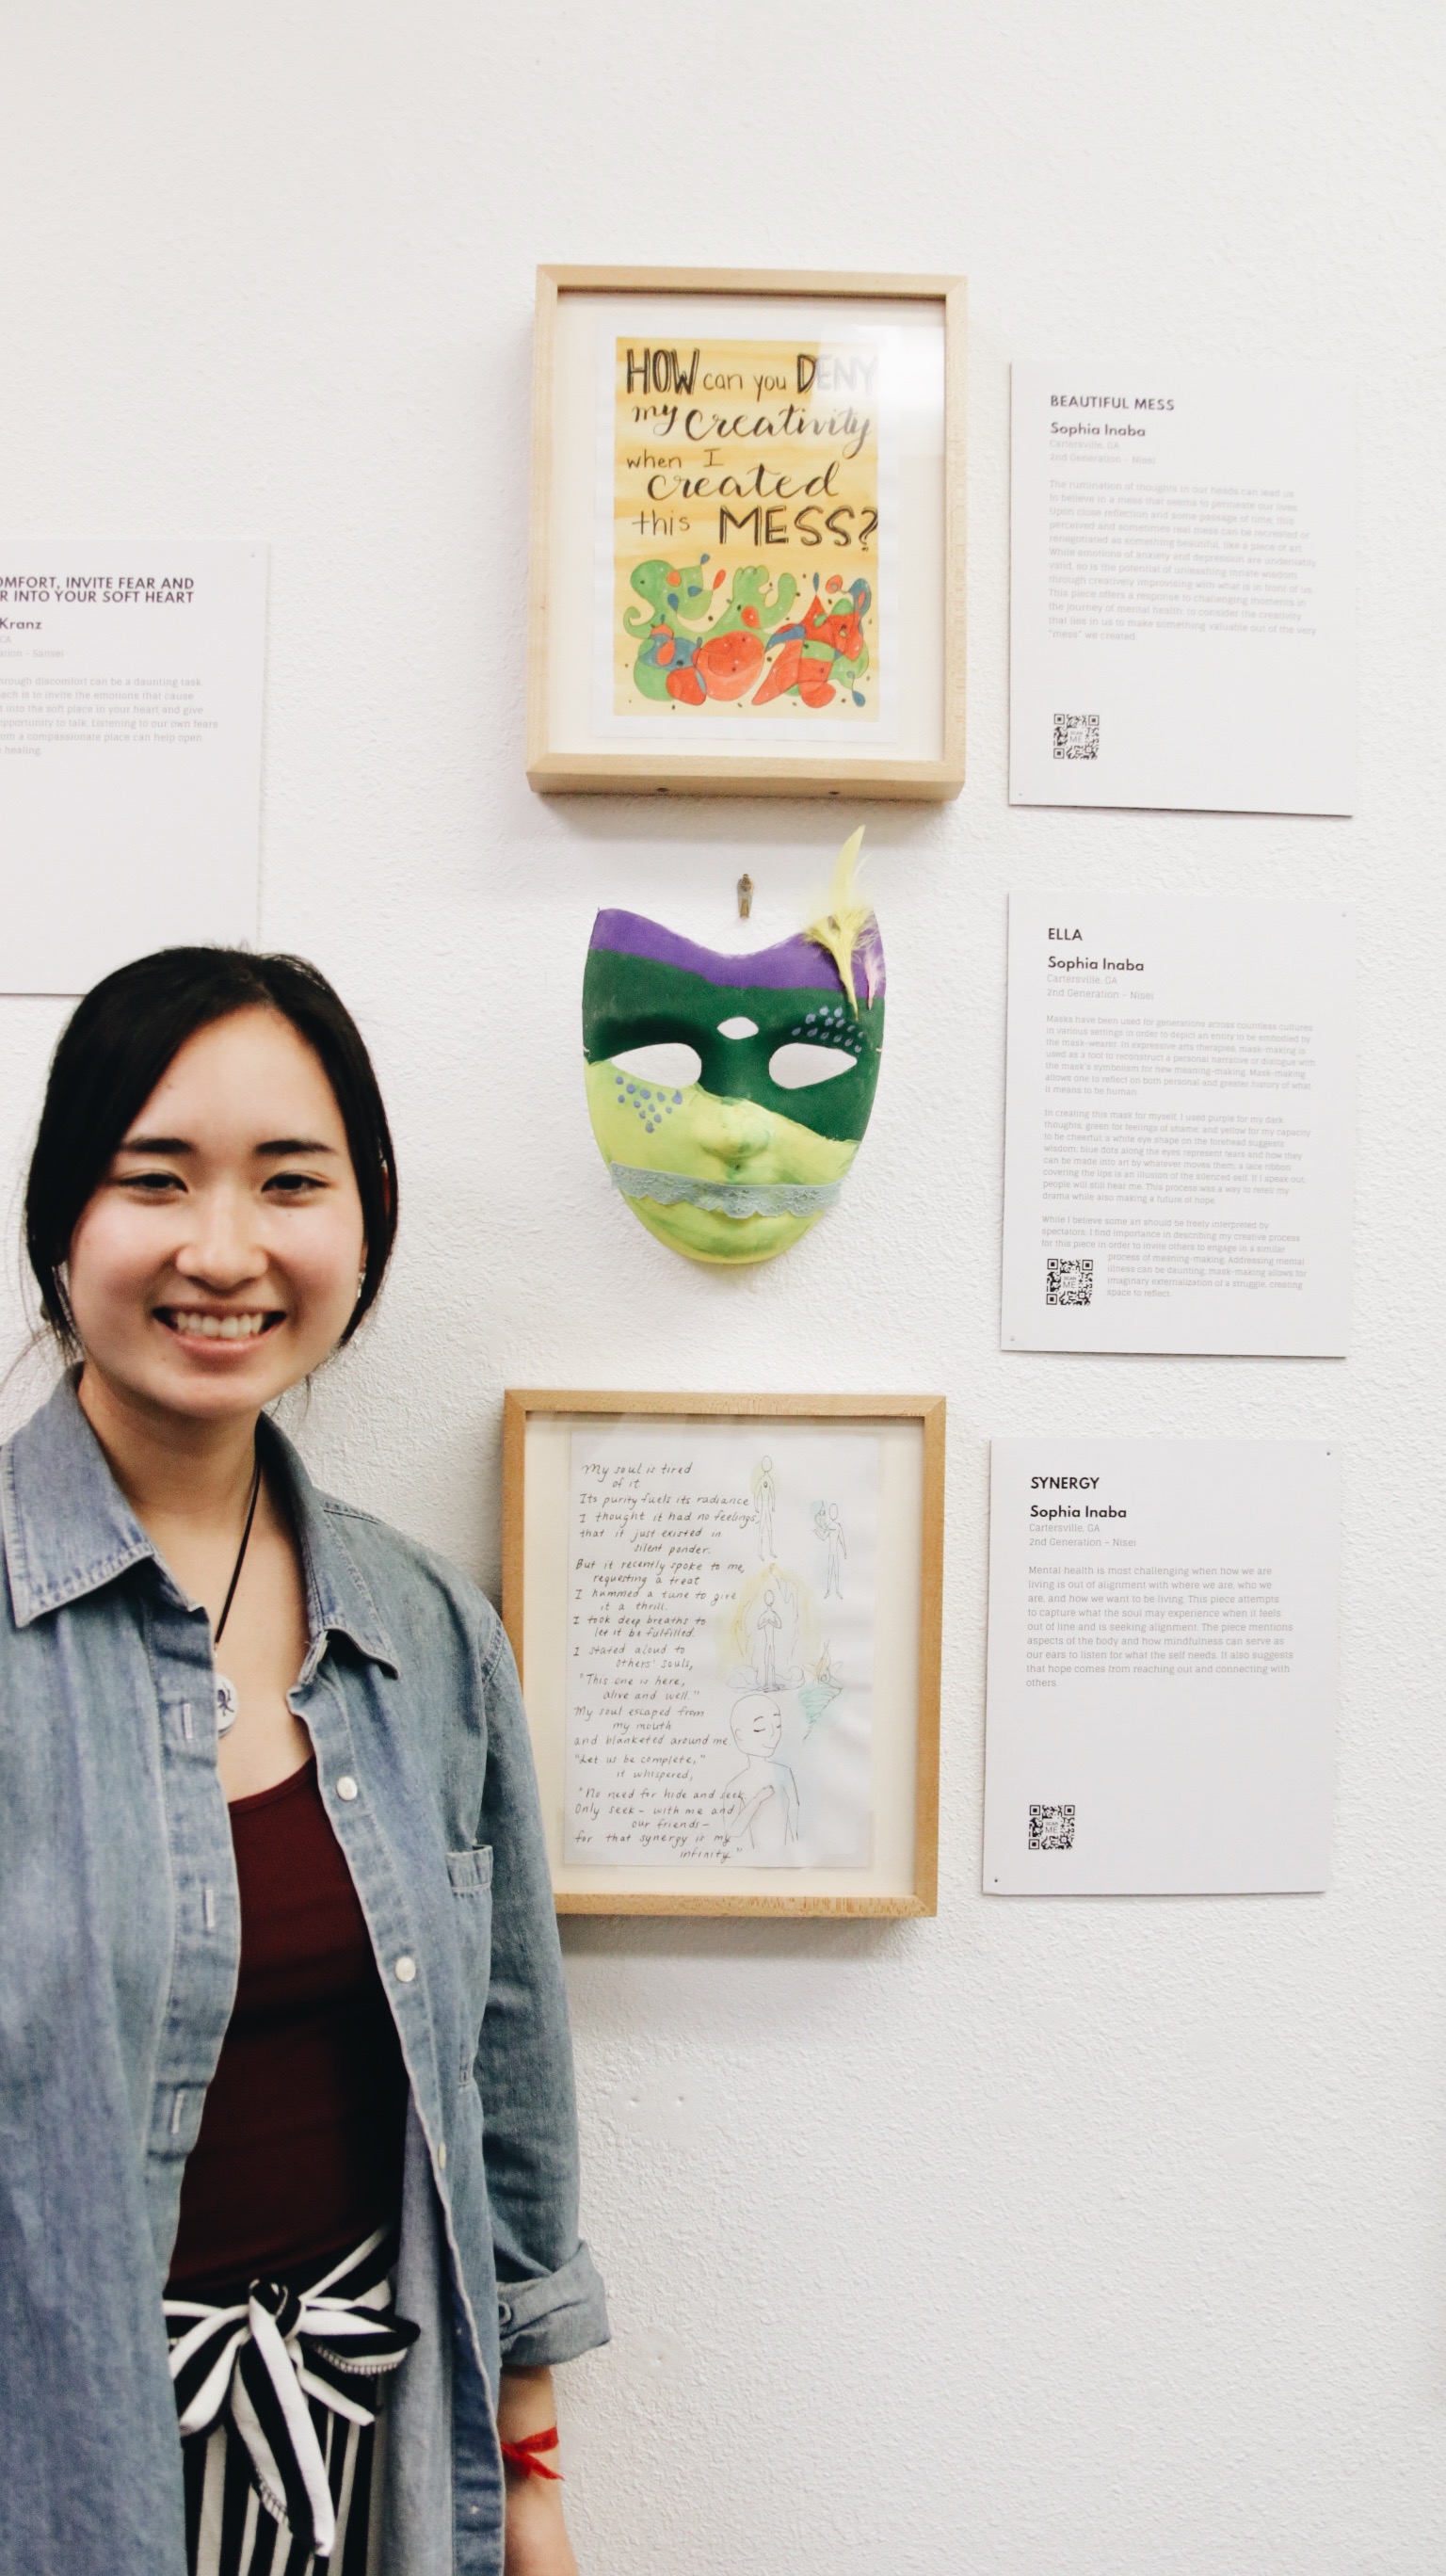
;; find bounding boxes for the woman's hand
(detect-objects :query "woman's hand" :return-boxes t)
[500,2365,580,2576]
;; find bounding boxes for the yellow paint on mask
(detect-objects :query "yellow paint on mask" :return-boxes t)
[586,1061,859,1266]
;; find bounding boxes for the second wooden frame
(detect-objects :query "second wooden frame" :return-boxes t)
[503,1389,944,1918]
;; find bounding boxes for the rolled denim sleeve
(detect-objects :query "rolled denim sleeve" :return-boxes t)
[474,1618,609,2369]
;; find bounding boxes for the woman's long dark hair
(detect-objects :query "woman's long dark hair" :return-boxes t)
[25,948,398,1356]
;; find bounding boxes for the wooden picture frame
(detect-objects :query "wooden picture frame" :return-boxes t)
[526,266,966,801]
[503,1390,945,1917]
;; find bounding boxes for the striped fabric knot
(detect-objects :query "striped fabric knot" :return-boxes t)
[165,2228,418,2562]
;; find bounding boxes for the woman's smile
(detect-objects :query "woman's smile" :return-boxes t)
[153,1305,287,1345]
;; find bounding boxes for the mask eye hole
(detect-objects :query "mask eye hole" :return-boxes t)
[609,1042,702,1087]
[769,1041,859,1089]
[716,1015,758,1039]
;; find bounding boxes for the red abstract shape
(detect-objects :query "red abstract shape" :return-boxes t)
[803,593,863,657]
[694,629,765,700]
[796,656,836,707]
[750,640,802,706]
[666,664,707,705]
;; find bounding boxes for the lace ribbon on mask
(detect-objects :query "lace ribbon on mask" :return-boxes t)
[609,1163,843,1219]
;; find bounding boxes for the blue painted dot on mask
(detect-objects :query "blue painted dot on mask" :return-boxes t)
[673,1091,682,1103]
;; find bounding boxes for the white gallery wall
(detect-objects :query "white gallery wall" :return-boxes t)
[2,7,1442,2568]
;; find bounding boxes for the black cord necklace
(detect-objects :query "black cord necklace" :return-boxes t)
[213,1448,263,1738]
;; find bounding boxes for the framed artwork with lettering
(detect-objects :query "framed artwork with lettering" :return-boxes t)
[502,1391,945,1916]
[526,266,966,800]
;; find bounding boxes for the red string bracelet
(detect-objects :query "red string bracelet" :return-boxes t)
[500,2425,563,2481]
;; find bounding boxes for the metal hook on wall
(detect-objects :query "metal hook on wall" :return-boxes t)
[736,873,754,920]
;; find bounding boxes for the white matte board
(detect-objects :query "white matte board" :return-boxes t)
[516,1407,927,1908]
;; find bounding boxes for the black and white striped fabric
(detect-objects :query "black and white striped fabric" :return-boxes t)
[164,2228,418,2575]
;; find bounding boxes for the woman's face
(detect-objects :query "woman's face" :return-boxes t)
[68,1006,367,1426]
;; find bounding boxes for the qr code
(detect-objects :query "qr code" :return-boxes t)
[1029,1804,1075,1852]
[1046,1257,1093,1307]
[1053,712,1100,760]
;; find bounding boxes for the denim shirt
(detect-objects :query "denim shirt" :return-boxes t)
[0,1375,607,2576]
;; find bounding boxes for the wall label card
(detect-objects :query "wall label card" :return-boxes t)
[1001,894,1355,1356]
[565,1421,879,1868]
[0,539,265,994]
[1009,362,1354,813]
[984,1438,1341,1895]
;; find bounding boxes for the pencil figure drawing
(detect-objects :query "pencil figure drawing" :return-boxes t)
[814,1501,848,1598]
[751,1454,778,1562]
[724,1694,800,1858]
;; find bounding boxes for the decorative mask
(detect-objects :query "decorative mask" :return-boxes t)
[583,830,885,1265]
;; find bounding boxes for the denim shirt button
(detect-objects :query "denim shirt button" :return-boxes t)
[394,1954,417,1982]
[335,1775,359,1801]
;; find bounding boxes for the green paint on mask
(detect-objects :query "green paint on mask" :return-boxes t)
[583,950,883,1146]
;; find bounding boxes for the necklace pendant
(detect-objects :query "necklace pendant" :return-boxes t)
[215,1674,239,1737]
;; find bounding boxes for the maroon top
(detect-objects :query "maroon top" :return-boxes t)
[168,1759,410,2293]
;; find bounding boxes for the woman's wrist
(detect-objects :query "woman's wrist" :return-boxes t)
[499,2367,579,2574]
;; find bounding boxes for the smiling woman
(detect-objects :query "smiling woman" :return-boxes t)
[2,949,605,2576]
[25,947,397,1368]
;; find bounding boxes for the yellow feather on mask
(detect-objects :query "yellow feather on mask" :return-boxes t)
[802,827,875,1016]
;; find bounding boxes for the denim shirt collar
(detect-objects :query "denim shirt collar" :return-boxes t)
[2,1371,398,1672]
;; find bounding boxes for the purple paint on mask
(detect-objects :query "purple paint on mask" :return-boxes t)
[588,909,885,1004]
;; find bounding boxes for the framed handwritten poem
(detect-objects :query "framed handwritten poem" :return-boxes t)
[526,267,966,800]
[503,1392,945,1915]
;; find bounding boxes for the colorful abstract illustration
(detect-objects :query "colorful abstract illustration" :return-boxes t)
[583,830,886,1266]
[609,335,884,720]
